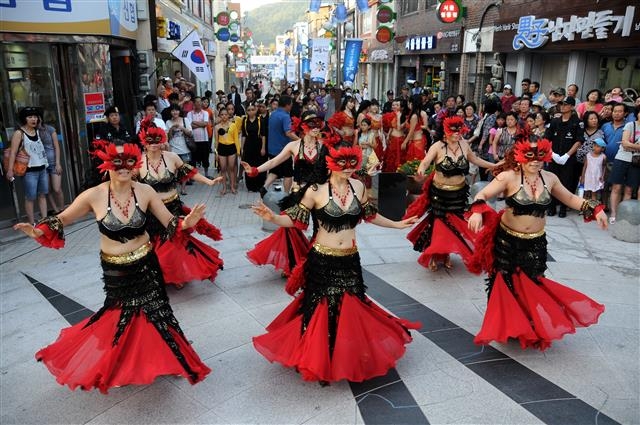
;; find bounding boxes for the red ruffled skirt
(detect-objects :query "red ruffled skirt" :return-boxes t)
[36,249,211,393]
[154,234,224,286]
[407,183,474,267]
[247,227,311,275]
[253,245,420,382]
[382,135,405,173]
[474,224,604,350]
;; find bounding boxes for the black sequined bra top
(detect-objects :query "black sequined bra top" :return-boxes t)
[505,172,552,217]
[139,155,176,193]
[435,142,469,177]
[314,181,362,232]
[97,187,147,243]
[293,140,320,184]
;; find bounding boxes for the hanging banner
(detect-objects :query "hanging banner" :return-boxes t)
[171,30,213,82]
[301,57,311,76]
[286,57,296,83]
[310,38,330,84]
[342,38,363,87]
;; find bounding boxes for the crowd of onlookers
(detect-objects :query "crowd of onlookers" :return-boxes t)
[7,69,638,226]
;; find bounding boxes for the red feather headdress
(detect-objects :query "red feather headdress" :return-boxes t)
[138,117,167,146]
[319,128,342,149]
[443,116,466,136]
[513,138,553,163]
[326,145,363,172]
[95,143,142,173]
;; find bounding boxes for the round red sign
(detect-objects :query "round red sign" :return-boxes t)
[216,11,230,26]
[376,6,393,24]
[375,26,393,44]
[438,0,460,24]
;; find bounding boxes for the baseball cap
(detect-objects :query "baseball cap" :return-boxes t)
[558,96,576,106]
[503,84,512,90]
[594,138,607,147]
[551,87,566,96]
[104,105,120,116]
[386,90,394,95]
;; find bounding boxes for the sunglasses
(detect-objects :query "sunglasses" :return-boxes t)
[111,157,138,170]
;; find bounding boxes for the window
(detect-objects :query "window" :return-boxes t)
[204,0,212,25]
[361,9,372,34]
[426,0,438,8]
[401,0,419,15]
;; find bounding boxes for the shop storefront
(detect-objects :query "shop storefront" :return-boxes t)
[0,1,138,227]
[493,0,640,99]
[365,43,393,99]
[395,29,463,100]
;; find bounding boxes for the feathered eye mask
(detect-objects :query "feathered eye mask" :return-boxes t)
[139,125,167,145]
[443,116,466,136]
[95,143,142,172]
[326,145,363,172]
[513,138,553,163]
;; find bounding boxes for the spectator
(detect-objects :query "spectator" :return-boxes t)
[567,84,581,103]
[602,103,627,160]
[545,97,584,217]
[576,111,604,187]
[609,86,624,103]
[227,85,244,116]
[382,90,394,114]
[517,97,532,125]
[500,84,516,113]
[529,81,547,107]
[545,87,566,115]
[161,92,182,122]
[242,87,255,113]
[608,108,640,223]
[434,95,457,141]
[576,89,603,119]
[520,78,531,97]
[166,104,193,195]
[263,95,300,196]
[156,85,170,113]
[480,84,498,108]
[187,97,212,178]
[36,111,64,214]
[135,102,167,133]
[532,110,550,138]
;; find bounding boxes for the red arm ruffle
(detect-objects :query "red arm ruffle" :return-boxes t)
[176,164,198,183]
[35,216,65,249]
[382,112,396,132]
[403,172,435,219]
[465,210,503,275]
[181,205,223,241]
[328,112,347,130]
[583,203,605,223]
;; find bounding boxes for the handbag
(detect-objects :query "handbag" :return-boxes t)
[183,118,197,152]
[2,129,30,176]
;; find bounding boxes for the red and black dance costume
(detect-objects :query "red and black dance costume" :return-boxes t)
[468,140,605,350]
[33,212,210,393]
[381,112,405,172]
[253,182,420,383]
[138,124,223,286]
[405,142,475,269]
[246,137,319,274]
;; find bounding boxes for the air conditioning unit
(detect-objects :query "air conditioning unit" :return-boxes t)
[139,74,150,91]
[491,64,503,78]
[137,51,151,69]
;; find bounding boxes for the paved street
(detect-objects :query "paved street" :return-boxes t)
[1,177,638,425]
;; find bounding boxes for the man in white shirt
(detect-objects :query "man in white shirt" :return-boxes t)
[135,102,167,133]
[187,97,212,177]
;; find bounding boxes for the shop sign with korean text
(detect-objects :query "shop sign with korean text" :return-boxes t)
[493,0,638,52]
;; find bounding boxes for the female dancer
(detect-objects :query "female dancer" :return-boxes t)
[240,103,267,192]
[407,116,495,271]
[467,137,606,350]
[137,118,224,288]
[14,143,211,393]
[215,108,241,195]
[382,98,407,172]
[328,96,356,144]
[241,111,325,275]
[402,96,428,162]
[251,139,420,384]
[366,100,386,162]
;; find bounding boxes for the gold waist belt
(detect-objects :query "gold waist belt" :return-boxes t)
[163,192,179,203]
[500,222,545,239]
[100,241,153,265]
[433,181,466,191]
[312,242,358,257]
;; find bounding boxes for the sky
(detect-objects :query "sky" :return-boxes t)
[241,0,284,11]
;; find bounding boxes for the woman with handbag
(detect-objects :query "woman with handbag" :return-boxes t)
[166,104,194,195]
[5,107,49,224]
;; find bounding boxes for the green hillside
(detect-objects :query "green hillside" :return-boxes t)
[244,2,307,48]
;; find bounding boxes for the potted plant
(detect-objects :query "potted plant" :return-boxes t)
[397,160,433,194]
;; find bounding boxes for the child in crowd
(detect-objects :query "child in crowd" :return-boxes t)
[580,138,607,201]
